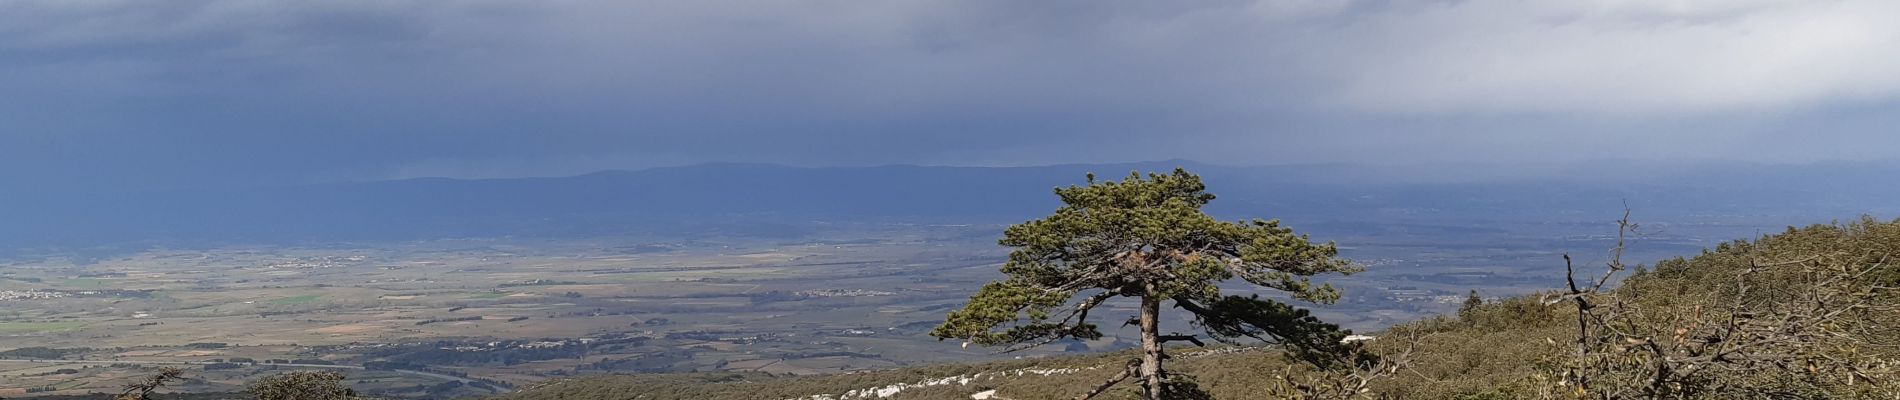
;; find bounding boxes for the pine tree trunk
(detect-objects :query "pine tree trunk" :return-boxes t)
[1138,291,1163,400]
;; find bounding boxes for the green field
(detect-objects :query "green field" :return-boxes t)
[0,321,88,334]
[53,278,105,288]
[468,292,509,299]
[268,294,324,305]
[599,268,787,282]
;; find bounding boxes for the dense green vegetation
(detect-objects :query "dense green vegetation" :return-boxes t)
[932,169,1359,399]
[0,346,92,359]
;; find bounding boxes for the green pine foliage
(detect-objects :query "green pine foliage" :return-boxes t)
[932,169,1357,346]
[928,169,1360,398]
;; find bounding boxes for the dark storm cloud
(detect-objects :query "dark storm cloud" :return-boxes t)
[3,0,1900,191]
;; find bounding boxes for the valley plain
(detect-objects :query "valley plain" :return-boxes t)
[0,213,1791,398]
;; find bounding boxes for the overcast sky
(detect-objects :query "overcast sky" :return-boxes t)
[5,0,1900,190]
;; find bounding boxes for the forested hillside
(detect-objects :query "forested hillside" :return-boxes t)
[490,216,1900,399]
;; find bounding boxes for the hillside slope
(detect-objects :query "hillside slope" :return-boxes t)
[1356,215,1900,399]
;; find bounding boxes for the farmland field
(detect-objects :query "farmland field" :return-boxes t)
[0,322,86,334]
[269,294,324,305]
[0,217,1787,398]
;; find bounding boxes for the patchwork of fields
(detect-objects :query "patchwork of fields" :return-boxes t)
[0,217,1768,398]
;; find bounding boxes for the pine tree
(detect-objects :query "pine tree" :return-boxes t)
[932,169,1361,399]
[1459,289,1483,320]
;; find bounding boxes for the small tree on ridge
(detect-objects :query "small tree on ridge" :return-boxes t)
[932,169,1361,399]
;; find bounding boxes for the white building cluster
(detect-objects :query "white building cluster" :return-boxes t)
[0,290,69,301]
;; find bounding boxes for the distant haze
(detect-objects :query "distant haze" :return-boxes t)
[2,161,1895,251]
[3,1,1900,192]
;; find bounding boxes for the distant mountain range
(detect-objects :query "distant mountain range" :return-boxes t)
[2,160,1895,251]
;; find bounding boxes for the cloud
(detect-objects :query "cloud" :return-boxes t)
[12,0,1900,115]
[0,0,1897,190]
[1306,0,1900,115]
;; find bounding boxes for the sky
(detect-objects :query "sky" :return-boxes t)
[5,0,1900,191]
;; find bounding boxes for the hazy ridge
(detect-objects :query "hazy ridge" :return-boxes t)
[4,161,1894,251]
